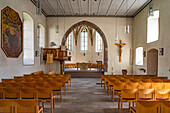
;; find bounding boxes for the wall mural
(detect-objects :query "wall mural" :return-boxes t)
[1,6,23,58]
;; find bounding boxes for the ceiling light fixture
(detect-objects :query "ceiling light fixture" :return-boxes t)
[125,0,129,34]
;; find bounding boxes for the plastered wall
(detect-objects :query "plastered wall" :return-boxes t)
[0,0,47,81]
[47,17,133,74]
[133,0,170,78]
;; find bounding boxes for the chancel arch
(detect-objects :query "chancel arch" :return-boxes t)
[61,21,108,72]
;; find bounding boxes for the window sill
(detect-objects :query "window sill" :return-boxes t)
[80,51,88,53]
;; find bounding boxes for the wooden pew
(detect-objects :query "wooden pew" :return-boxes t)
[0,99,43,113]
[36,88,55,113]
[136,100,170,113]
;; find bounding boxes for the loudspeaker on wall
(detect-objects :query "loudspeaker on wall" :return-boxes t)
[159,48,164,55]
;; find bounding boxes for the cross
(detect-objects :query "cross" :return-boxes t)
[115,40,126,62]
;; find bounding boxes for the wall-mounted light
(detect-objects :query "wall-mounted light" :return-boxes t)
[36,0,42,15]
[143,51,146,57]
[69,52,71,56]
[159,48,164,55]
[35,51,40,57]
[148,3,154,17]
[125,25,129,34]
[98,52,100,56]
[83,53,85,56]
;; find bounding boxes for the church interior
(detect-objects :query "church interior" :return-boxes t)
[0,0,170,113]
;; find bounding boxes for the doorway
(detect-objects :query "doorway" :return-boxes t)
[147,49,158,75]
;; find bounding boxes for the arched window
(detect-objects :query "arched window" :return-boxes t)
[136,47,143,65]
[96,32,102,52]
[67,32,73,51]
[81,28,88,52]
[23,12,34,65]
[147,10,159,43]
[37,24,45,48]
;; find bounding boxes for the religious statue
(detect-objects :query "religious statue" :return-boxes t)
[115,40,126,62]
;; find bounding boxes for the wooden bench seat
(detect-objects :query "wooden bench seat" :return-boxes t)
[0,99,43,113]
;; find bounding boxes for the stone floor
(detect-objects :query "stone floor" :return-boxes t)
[43,78,130,113]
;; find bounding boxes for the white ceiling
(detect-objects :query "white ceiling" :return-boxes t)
[31,0,151,17]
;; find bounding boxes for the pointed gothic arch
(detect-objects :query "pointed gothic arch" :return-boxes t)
[61,21,108,72]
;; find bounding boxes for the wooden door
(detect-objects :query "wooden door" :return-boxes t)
[147,49,158,75]
[137,101,160,113]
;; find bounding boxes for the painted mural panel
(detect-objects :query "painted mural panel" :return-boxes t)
[1,6,23,58]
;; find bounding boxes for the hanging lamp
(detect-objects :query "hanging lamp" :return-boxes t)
[115,1,118,41]
[125,0,129,34]
[56,0,59,33]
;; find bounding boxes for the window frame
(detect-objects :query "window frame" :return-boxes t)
[96,32,102,52]
[80,28,88,53]
[135,47,144,66]
[147,10,160,44]
[38,24,45,48]
[22,12,35,66]
[67,32,73,51]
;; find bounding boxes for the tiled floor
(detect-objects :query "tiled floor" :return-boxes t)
[43,78,130,113]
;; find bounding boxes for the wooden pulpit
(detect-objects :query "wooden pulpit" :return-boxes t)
[43,46,71,74]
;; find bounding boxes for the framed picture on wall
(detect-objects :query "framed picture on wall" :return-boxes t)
[1,6,23,58]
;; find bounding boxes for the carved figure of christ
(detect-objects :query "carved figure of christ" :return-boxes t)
[115,40,126,62]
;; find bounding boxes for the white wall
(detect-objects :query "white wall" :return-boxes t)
[133,0,170,78]
[47,17,133,74]
[0,0,46,81]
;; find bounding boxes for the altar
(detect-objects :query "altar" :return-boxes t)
[77,62,91,70]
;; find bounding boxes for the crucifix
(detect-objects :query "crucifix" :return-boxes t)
[115,40,126,62]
